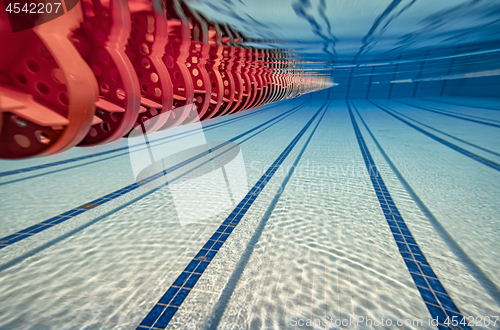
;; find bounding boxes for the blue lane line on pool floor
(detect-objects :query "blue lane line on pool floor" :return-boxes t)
[394,99,500,127]
[348,101,471,330]
[405,100,500,124]
[0,100,291,179]
[0,101,307,251]
[136,103,326,330]
[370,100,500,172]
[352,102,500,306]
[0,103,306,276]
[0,102,294,188]
[372,103,500,158]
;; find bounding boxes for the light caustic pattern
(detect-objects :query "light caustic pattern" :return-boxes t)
[0,0,332,159]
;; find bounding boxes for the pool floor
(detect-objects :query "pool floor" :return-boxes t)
[0,97,499,329]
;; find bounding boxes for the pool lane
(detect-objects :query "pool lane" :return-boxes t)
[412,99,500,123]
[352,103,500,308]
[0,99,306,240]
[353,99,500,320]
[367,102,500,159]
[186,100,435,329]
[0,99,322,329]
[0,98,498,329]
[0,101,308,252]
[348,101,471,330]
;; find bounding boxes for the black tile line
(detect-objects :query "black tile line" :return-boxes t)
[0,101,309,276]
[439,46,461,97]
[0,151,130,187]
[351,101,500,307]
[370,100,500,172]
[0,101,308,252]
[348,101,471,330]
[136,102,328,329]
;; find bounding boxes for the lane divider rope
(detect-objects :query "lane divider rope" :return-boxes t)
[348,101,471,330]
[0,102,308,250]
